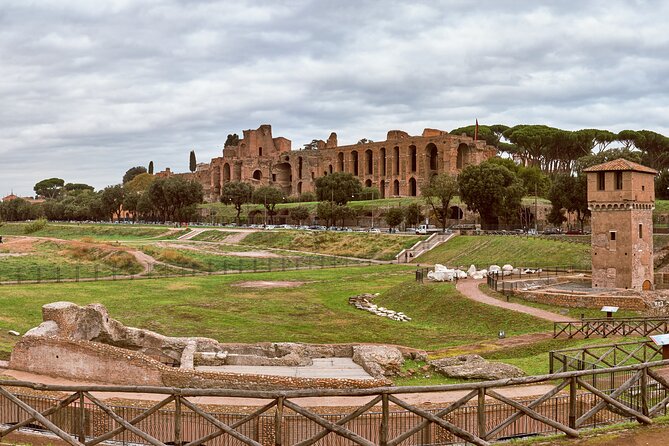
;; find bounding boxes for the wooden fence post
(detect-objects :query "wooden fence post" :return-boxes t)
[641,367,649,417]
[174,395,181,446]
[477,388,486,439]
[569,376,577,429]
[275,397,284,446]
[380,393,389,446]
[78,392,86,443]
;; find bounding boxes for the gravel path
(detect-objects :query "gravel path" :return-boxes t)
[456,279,577,323]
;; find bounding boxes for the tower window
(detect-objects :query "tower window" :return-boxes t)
[259,147,263,156]
[615,171,623,190]
[610,231,616,241]
[597,172,605,190]
[639,224,643,238]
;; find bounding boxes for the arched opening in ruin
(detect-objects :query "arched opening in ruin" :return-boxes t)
[297,182,302,194]
[223,163,231,182]
[393,146,400,174]
[252,170,262,181]
[298,157,303,179]
[234,163,242,181]
[380,147,386,176]
[329,164,333,174]
[409,177,417,196]
[393,180,400,196]
[351,151,359,176]
[410,145,417,172]
[426,143,438,171]
[365,179,372,188]
[379,180,386,198]
[643,280,652,291]
[457,143,468,169]
[365,149,373,175]
[212,167,221,195]
[259,147,263,157]
[449,206,463,220]
[274,163,292,195]
[338,152,344,172]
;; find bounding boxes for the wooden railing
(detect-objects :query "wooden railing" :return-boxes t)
[553,317,669,339]
[549,341,663,373]
[2,361,669,446]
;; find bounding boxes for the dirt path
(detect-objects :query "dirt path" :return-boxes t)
[177,228,257,242]
[0,367,557,408]
[432,331,555,357]
[456,279,577,323]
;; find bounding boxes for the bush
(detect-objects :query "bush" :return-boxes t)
[104,251,141,271]
[23,218,47,234]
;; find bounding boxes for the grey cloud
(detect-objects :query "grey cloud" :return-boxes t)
[2,0,669,195]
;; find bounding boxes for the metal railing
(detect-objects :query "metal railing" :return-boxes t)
[554,317,669,339]
[2,361,669,446]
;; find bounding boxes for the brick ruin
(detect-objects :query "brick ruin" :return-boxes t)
[157,124,497,202]
[9,302,426,390]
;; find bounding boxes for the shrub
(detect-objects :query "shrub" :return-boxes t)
[23,219,48,234]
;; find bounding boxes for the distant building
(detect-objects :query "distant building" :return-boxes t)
[585,159,657,290]
[2,194,44,205]
[156,124,497,203]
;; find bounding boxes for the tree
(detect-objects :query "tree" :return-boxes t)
[221,182,253,225]
[314,172,362,205]
[123,192,141,222]
[147,176,204,222]
[253,186,284,224]
[63,183,95,194]
[316,201,335,227]
[404,203,424,228]
[123,166,147,184]
[189,150,197,173]
[100,185,125,221]
[303,139,320,150]
[450,124,509,148]
[420,173,459,232]
[333,204,357,227]
[289,206,310,225]
[548,174,589,230]
[34,178,65,199]
[148,161,154,175]
[458,161,526,228]
[124,173,155,194]
[384,207,404,231]
[656,169,669,200]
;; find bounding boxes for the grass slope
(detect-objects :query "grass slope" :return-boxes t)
[241,231,425,260]
[0,265,550,358]
[417,235,590,269]
[0,222,171,240]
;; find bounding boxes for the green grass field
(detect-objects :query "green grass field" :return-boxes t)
[0,265,551,359]
[241,230,425,260]
[417,235,591,269]
[0,222,173,240]
[190,230,240,242]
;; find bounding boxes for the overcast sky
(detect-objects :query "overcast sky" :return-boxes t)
[2,0,669,196]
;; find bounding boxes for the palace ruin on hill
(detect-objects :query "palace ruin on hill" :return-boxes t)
[157,124,497,202]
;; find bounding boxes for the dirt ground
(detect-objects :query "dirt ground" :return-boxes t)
[232,280,306,288]
[540,422,669,445]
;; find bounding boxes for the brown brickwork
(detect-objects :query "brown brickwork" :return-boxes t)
[585,159,657,290]
[157,124,497,202]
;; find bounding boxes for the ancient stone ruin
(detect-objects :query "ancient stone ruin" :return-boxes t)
[10,302,423,389]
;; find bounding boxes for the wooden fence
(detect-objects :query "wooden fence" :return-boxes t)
[550,340,663,373]
[553,317,669,339]
[2,361,669,446]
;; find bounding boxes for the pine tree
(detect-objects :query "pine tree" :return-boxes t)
[189,151,196,172]
[148,161,154,175]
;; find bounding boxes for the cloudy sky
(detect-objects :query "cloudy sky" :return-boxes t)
[2,0,668,196]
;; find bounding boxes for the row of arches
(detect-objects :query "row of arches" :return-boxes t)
[330,143,468,177]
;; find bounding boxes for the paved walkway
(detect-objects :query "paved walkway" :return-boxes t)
[456,279,577,323]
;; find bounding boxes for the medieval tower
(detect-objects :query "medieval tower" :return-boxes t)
[585,159,657,290]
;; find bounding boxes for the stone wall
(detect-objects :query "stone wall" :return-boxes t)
[517,290,648,310]
[9,336,390,390]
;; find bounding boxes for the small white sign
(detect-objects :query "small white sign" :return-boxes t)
[650,334,669,346]
[601,306,619,313]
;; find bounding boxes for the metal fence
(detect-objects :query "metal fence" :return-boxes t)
[0,256,375,286]
[2,361,669,446]
[486,266,590,296]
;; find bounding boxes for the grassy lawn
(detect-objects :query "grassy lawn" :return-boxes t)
[0,222,173,241]
[241,230,425,260]
[417,235,590,269]
[0,265,551,359]
[0,240,142,281]
[190,230,240,242]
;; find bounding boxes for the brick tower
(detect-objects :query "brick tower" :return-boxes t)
[584,159,657,290]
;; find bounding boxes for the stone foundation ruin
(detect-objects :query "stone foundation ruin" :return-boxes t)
[9,302,426,390]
